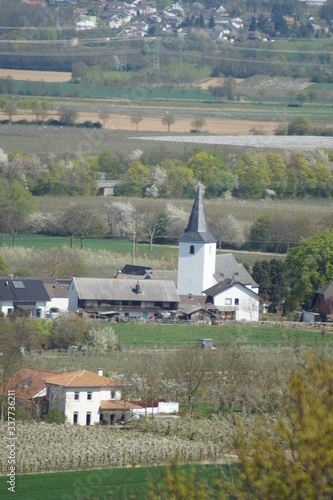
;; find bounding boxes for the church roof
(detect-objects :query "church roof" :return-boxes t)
[179,186,216,244]
[215,253,258,288]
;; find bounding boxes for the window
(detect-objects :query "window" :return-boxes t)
[235,298,239,305]
[73,412,78,425]
[225,298,232,305]
[190,245,195,254]
[111,390,115,400]
[86,412,91,426]
[87,392,92,401]
[74,391,79,401]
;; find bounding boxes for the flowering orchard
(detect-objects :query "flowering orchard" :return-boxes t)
[0,417,237,474]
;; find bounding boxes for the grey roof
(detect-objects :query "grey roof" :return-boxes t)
[145,270,178,285]
[115,268,178,286]
[73,278,179,303]
[203,278,259,299]
[179,186,216,244]
[215,253,258,288]
[120,265,152,276]
[177,304,207,315]
[315,280,333,298]
[0,279,50,302]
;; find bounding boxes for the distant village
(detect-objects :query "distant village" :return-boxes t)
[24,0,330,43]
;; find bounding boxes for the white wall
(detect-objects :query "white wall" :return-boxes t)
[177,242,216,295]
[46,297,69,314]
[0,300,47,318]
[212,283,259,322]
[134,402,179,415]
[68,281,79,312]
[48,385,122,425]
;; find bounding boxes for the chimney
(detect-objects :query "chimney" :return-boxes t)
[136,282,141,294]
[97,368,103,377]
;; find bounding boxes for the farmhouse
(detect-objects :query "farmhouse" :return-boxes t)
[68,278,179,320]
[43,369,143,425]
[0,278,50,318]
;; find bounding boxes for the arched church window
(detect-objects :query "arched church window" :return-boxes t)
[190,245,195,254]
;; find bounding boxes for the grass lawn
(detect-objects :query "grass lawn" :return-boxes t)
[111,322,333,348]
[0,234,177,256]
[0,464,228,499]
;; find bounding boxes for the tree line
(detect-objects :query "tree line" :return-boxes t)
[1,147,332,201]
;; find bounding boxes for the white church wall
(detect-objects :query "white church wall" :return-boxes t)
[177,241,216,295]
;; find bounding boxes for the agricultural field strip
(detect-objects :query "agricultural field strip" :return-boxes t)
[0,419,236,474]
[137,135,333,150]
[53,101,333,122]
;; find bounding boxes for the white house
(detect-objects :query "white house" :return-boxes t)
[203,279,260,322]
[0,278,50,318]
[44,369,143,426]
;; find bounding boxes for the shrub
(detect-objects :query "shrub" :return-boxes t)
[274,123,288,135]
[44,409,66,424]
[288,115,311,135]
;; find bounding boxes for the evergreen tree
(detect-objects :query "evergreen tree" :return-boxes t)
[249,17,257,31]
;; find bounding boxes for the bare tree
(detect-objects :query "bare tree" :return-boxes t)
[60,204,106,249]
[99,111,110,128]
[191,115,206,132]
[143,209,164,252]
[161,112,175,132]
[4,101,16,124]
[131,114,143,131]
[126,352,162,418]
[207,345,248,416]
[167,348,208,418]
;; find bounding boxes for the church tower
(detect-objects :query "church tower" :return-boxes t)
[177,186,216,296]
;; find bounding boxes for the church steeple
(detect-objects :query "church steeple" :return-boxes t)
[177,185,217,296]
[179,186,216,244]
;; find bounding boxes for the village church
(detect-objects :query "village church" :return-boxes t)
[177,186,260,322]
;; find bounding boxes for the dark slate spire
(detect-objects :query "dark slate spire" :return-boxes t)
[179,186,216,243]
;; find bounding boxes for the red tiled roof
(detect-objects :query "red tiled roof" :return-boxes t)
[43,370,123,388]
[100,400,143,411]
[0,368,57,400]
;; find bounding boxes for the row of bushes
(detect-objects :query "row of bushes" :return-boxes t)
[0,119,102,128]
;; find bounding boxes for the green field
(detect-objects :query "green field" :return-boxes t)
[0,234,177,256]
[12,80,214,102]
[111,322,332,348]
[0,464,227,499]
